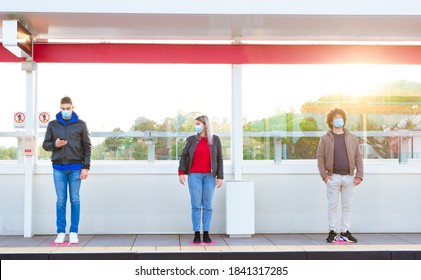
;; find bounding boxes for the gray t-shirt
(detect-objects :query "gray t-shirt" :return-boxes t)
[332,132,349,175]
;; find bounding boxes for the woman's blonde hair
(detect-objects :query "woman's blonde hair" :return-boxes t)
[195,115,213,145]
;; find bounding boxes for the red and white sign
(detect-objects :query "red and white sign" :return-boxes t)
[13,112,25,129]
[38,112,50,128]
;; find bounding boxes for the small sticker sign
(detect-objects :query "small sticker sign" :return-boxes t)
[14,112,25,129]
[38,112,50,128]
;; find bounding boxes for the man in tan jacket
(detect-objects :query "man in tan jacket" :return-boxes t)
[316,107,364,243]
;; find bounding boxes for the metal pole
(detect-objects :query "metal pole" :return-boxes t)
[23,60,36,237]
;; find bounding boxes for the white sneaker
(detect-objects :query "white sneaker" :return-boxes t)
[69,232,79,244]
[54,233,66,244]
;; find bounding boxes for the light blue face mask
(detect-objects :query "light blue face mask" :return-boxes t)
[195,124,204,134]
[62,110,72,119]
[333,118,344,128]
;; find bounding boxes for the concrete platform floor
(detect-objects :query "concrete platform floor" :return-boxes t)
[1,233,421,259]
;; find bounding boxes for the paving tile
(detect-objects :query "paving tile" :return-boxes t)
[0,247,33,253]
[319,244,357,251]
[369,244,421,250]
[356,234,411,245]
[265,234,320,245]
[304,234,333,245]
[0,247,11,253]
[0,235,50,247]
[54,246,83,252]
[228,245,255,251]
[252,245,280,251]
[132,246,156,252]
[155,246,181,252]
[276,245,305,251]
[302,245,331,251]
[105,246,132,252]
[180,246,206,251]
[389,234,421,244]
[37,235,94,248]
[80,246,107,252]
[133,234,179,247]
[223,234,273,247]
[86,234,136,247]
[30,247,57,253]
[205,246,232,252]
[349,244,385,251]
[0,235,9,242]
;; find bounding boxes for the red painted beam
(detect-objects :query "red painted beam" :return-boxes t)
[0,45,26,62]
[2,43,421,64]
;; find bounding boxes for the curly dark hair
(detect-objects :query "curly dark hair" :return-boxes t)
[325,107,347,129]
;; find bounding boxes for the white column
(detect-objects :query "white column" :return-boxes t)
[22,60,37,237]
[227,65,255,237]
[231,64,243,180]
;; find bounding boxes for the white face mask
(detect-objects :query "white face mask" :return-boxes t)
[195,124,204,133]
[62,110,72,119]
[333,118,344,128]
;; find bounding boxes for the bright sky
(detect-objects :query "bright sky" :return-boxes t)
[242,64,421,120]
[2,63,421,135]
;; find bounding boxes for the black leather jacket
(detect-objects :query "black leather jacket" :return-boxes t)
[42,112,92,169]
[178,134,224,179]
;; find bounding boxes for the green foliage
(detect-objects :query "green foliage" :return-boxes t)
[295,117,319,159]
[38,146,52,160]
[0,146,17,160]
[351,116,396,159]
[104,127,125,152]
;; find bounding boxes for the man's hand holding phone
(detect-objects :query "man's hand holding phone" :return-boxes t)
[55,137,68,148]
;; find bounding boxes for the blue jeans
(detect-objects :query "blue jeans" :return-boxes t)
[53,169,82,233]
[187,173,216,232]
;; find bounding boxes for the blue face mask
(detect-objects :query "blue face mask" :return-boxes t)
[62,110,72,119]
[195,124,204,134]
[333,118,344,128]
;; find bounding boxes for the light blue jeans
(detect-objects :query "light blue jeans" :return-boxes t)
[53,169,82,233]
[187,173,216,232]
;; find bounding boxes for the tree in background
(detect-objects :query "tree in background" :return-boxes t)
[128,117,159,160]
[294,117,319,159]
[351,118,390,159]
[0,146,17,160]
[103,127,127,159]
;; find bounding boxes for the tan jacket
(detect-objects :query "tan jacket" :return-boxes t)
[316,129,364,181]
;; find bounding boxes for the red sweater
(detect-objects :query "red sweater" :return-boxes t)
[179,137,211,175]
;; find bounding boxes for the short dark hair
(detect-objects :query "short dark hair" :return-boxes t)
[60,96,72,105]
[325,107,347,129]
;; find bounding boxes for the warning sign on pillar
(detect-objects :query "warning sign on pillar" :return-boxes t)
[38,112,50,128]
[22,136,35,156]
[14,112,25,129]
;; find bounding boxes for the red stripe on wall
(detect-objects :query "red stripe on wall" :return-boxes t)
[2,43,421,64]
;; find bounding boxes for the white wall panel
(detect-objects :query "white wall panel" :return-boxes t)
[1,164,421,235]
[0,175,24,234]
[32,172,228,234]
